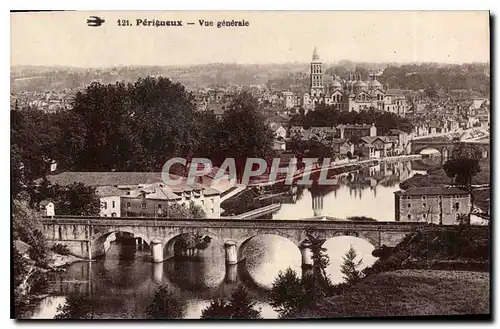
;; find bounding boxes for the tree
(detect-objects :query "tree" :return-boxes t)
[12,199,48,266]
[269,268,309,318]
[13,249,29,287]
[30,181,101,216]
[443,142,482,225]
[200,299,232,319]
[340,245,363,285]
[201,285,261,319]
[146,285,184,319]
[54,295,95,319]
[218,92,274,181]
[159,201,205,219]
[305,232,332,290]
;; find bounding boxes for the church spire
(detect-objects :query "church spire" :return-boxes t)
[312,47,320,61]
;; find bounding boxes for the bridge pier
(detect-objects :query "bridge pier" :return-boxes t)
[152,262,164,283]
[224,241,237,265]
[224,264,238,283]
[299,240,314,269]
[151,238,164,263]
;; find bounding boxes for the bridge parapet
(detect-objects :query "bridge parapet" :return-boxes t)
[40,216,429,263]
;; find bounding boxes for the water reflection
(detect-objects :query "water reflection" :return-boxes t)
[273,159,438,221]
[24,236,379,319]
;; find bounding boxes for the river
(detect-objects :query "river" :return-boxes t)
[19,158,441,319]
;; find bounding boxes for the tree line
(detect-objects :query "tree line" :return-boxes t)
[325,63,489,96]
[12,76,274,199]
[289,107,414,135]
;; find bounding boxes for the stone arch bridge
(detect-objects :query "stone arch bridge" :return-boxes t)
[41,216,428,268]
[411,139,490,158]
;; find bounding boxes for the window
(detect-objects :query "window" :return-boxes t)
[140,212,146,217]
[201,200,204,206]
[211,208,214,213]
[211,198,214,204]
[112,201,115,208]
[141,203,146,209]
[127,202,131,208]
[422,196,426,200]
[438,196,442,200]
[407,203,411,208]
[111,212,117,217]
[407,214,411,220]
[454,202,460,211]
[157,204,162,209]
[423,214,427,219]
[423,203,426,208]
[103,202,107,210]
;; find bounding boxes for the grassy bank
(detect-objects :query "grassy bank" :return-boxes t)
[306,270,490,317]
[289,226,490,319]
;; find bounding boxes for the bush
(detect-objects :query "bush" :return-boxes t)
[146,285,184,319]
[27,230,48,267]
[269,268,327,318]
[54,294,95,319]
[13,249,29,287]
[201,285,261,319]
[51,243,71,256]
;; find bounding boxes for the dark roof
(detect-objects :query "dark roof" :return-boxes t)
[395,186,469,196]
[35,172,170,187]
[389,129,407,135]
[39,199,52,206]
[95,186,128,197]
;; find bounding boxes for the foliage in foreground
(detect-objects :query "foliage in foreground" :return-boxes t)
[201,285,261,319]
[269,268,328,318]
[365,226,490,276]
[146,285,185,319]
[340,245,364,285]
[12,199,48,266]
[54,295,95,319]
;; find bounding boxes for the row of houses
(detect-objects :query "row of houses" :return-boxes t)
[273,123,412,159]
[37,172,226,218]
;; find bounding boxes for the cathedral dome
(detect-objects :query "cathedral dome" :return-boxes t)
[353,80,367,88]
[368,79,383,89]
[331,79,342,89]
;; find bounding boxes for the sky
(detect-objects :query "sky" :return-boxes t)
[11,11,490,67]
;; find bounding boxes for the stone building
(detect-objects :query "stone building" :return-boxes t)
[394,186,471,225]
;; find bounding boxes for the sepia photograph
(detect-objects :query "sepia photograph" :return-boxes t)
[10,10,491,320]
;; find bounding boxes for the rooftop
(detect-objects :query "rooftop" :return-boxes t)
[36,172,166,187]
[395,186,470,196]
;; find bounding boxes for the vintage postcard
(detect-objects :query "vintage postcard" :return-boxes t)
[11,11,491,320]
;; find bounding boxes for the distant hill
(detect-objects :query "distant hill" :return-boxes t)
[11,61,490,95]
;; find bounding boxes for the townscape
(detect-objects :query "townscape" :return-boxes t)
[11,11,490,320]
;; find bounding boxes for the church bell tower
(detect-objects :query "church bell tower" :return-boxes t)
[310,47,324,97]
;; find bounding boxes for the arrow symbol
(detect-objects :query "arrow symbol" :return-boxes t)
[87,16,105,27]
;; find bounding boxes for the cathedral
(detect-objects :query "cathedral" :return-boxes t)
[298,47,408,116]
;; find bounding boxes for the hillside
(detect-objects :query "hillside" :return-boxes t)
[307,270,490,317]
[11,61,490,94]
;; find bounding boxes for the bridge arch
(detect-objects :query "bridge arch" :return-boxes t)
[319,230,381,250]
[162,230,224,261]
[236,233,301,264]
[419,147,441,156]
[92,230,151,258]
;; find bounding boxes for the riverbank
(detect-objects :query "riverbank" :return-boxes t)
[14,249,85,317]
[379,154,422,163]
